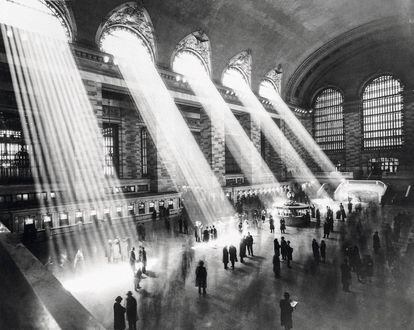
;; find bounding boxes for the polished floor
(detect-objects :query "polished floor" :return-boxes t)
[27,205,414,330]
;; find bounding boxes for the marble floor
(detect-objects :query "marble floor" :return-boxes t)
[27,206,414,330]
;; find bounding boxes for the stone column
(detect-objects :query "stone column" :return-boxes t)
[402,90,414,169]
[343,100,362,173]
[121,110,140,179]
[147,129,175,193]
[200,109,225,185]
[236,113,263,183]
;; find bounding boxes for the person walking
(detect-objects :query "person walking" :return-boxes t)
[281,237,287,261]
[246,232,254,256]
[373,231,381,254]
[195,260,207,295]
[347,201,353,214]
[279,292,294,330]
[286,241,293,268]
[203,228,210,242]
[113,296,126,330]
[339,203,346,221]
[129,247,136,273]
[222,246,229,269]
[320,240,326,263]
[273,254,281,278]
[138,246,147,274]
[316,208,321,227]
[239,237,247,263]
[323,221,330,239]
[270,216,275,233]
[312,239,320,263]
[125,291,138,330]
[280,218,286,234]
[274,238,281,259]
[340,258,352,292]
[134,267,143,291]
[229,244,237,269]
[213,225,218,240]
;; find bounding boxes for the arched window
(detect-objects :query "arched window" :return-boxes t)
[0,0,73,41]
[258,80,278,100]
[100,27,153,63]
[171,30,211,77]
[97,3,156,62]
[172,50,208,77]
[222,50,251,90]
[260,67,282,98]
[222,67,248,90]
[313,88,344,151]
[362,75,403,149]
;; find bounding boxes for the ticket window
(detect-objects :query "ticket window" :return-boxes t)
[116,206,122,218]
[59,212,69,227]
[168,199,174,210]
[128,204,135,215]
[159,200,165,215]
[90,210,97,223]
[75,211,84,224]
[24,217,35,229]
[149,202,155,213]
[43,214,53,228]
[14,216,25,233]
[138,202,145,215]
[24,216,36,240]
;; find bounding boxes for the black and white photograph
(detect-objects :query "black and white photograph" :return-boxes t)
[0,0,413,329]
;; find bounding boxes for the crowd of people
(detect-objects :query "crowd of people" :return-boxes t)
[105,237,132,263]
[107,186,413,330]
[194,223,218,242]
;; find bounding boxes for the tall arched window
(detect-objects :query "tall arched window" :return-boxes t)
[313,88,344,151]
[362,75,403,149]
[172,50,208,77]
[222,50,251,90]
[0,0,73,41]
[97,3,156,63]
[171,30,211,77]
[222,67,248,90]
[258,80,278,100]
[100,27,153,63]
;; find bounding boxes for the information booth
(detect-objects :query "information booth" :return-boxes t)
[274,202,311,227]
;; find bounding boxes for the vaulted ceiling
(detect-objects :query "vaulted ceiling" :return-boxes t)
[69,0,413,100]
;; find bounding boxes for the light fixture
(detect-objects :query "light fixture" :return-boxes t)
[103,55,110,63]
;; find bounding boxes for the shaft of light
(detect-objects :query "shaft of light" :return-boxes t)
[173,53,278,187]
[228,77,329,199]
[266,89,343,184]
[101,29,235,225]
[1,6,132,260]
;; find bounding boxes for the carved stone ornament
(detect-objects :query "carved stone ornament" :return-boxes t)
[98,2,156,61]
[226,49,252,85]
[173,30,212,75]
[265,67,283,93]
